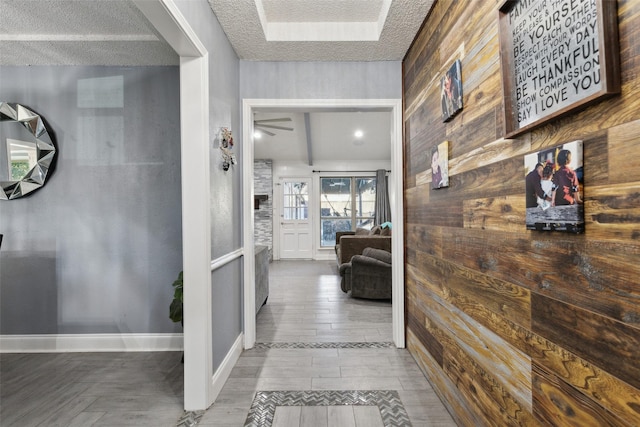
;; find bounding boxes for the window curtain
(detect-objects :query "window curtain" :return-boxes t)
[374,169,391,225]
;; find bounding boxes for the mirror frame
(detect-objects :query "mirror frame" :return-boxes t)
[0,102,57,200]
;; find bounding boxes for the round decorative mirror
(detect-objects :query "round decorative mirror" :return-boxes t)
[0,102,57,200]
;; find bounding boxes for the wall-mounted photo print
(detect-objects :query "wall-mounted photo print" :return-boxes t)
[431,141,449,189]
[524,140,584,233]
[441,60,463,122]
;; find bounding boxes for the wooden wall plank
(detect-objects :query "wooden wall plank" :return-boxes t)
[447,108,504,159]
[442,228,640,327]
[529,337,640,427]
[405,223,443,258]
[407,116,445,176]
[585,182,640,241]
[415,170,430,188]
[413,285,533,411]
[407,330,478,427]
[449,136,530,177]
[463,195,525,233]
[445,340,537,426]
[582,130,610,187]
[445,157,525,201]
[414,251,531,329]
[608,119,640,184]
[532,294,640,390]
[452,62,503,129]
[461,23,501,91]
[407,312,443,368]
[405,199,464,227]
[532,362,632,426]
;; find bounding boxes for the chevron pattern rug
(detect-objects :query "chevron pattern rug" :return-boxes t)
[244,390,412,427]
[176,410,204,427]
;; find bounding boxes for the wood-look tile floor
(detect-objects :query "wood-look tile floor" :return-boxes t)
[0,260,456,426]
[0,351,184,426]
[201,260,456,427]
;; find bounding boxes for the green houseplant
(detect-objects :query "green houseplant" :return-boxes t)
[169,271,183,325]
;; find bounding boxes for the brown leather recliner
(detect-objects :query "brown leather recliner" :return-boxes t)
[339,247,392,299]
[334,226,391,267]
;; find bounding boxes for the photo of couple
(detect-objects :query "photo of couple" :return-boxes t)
[524,140,584,232]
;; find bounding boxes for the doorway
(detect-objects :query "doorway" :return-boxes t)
[242,98,405,350]
[279,178,313,259]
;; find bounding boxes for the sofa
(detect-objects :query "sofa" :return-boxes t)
[334,225,391,267]
[339,247,392,299]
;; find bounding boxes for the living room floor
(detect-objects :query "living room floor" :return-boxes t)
[199,260,456,426]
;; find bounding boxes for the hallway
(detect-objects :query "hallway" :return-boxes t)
[0,261,455,426]
[200,260,455,426]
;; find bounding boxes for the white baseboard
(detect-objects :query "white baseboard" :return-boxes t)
[0,333,184,353]
[210,333,243,402]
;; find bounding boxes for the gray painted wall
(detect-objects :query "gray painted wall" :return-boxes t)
[240,61,402,100]
[0,65,182,334]
[175,0,242,370]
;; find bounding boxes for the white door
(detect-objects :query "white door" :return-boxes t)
[279,179,312,259]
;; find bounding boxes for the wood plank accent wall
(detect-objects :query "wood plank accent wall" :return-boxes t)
[402,0,640,425]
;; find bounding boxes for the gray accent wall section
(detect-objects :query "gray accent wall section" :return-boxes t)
[175,0,241,257]
[174,0,242,371]
[211,260,242,368]
[254,159,273,259]
[0,65,182,334]
[240,61,402,100]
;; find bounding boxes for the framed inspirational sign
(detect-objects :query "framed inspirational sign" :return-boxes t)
[498,0,620,137]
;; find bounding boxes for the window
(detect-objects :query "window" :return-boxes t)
[283,181,308,220]
[320,176,376,247]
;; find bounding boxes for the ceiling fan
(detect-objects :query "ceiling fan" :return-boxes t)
[253,117,293,136]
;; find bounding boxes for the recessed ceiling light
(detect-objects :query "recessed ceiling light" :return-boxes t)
[254,131,262,139]
[354,130,364,138]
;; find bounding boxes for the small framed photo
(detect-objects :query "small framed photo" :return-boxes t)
[441,60,463,122]
[524,140,584,233]
[431,141,449,190]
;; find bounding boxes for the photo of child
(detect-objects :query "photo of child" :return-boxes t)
[537,163,556,211]
[524,140,584,232]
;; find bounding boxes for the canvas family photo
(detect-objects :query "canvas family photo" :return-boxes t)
[441,60,463,122]
[524,140,584,232]
[431,141,449,189]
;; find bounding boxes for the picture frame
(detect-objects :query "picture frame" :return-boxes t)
[498,0,620,137]
[441,60,463,122]
[431,141,449,190]
[524,140,584,233]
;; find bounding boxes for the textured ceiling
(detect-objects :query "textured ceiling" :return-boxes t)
[0,0,434,64]
[0,0,178,65]
[261,0,385,23]
[208,0,434,61]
